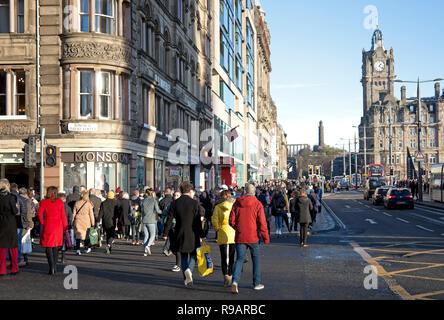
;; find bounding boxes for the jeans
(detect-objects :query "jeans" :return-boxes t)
[157,220,164,237]
[17,229,23,263]
[180,252,197,280]
[274,216,283,231]
[232,242,261,287]
[131,224,140,242]
[143,224,156,248]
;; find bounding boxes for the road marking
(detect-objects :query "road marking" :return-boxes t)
[345,205,351,209]
[382,212,392,217]
[364,205,370,208]
[416,225,434,233]
[396,218,410,224]
[405,212,444,227]
[350,242,414,300]
[365,219,377,224]
[372,208,380,212]
[416,206,444,216]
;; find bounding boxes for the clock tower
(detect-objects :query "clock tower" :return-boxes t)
[361,28,396,114]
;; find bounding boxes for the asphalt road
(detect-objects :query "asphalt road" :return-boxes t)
[2,191,444,300]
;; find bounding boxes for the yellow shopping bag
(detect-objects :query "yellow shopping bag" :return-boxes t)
[197,241,214,277]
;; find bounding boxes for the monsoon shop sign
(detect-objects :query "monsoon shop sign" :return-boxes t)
[62,152,129,164]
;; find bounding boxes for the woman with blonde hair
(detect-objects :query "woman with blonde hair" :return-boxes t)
[211,190,236,286]
[72,191,95,255]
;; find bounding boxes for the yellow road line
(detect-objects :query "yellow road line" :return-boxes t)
[385,264,444,276]
[394,274,444,282]
[411,289,444,300]
[403,248,444,258]
[350,242,414,300]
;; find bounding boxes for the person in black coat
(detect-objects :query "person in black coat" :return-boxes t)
[98,191,118,254]
[295,189,313,247]
[66,186,80,213]
[271,190,287,236]
[163,181,204,286]
[289,190,300,232]
[117,193,131,240]
[0,179,19,276]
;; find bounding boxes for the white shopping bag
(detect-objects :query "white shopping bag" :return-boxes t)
[21,230,32,254]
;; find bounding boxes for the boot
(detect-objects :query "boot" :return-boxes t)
[46,249,55,275]
[224,275,230,287]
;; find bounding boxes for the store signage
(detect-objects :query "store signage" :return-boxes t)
[169,167,181,177]
[68,123,99,132]
[67,152,129,164]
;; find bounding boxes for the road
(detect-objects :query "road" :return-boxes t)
[2,191,444,300]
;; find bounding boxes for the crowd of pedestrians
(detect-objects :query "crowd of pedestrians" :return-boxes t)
[0,177,324,294]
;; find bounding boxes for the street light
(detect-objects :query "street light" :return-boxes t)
[394,78,444,202]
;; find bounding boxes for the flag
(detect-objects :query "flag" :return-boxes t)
[224,126,239,143]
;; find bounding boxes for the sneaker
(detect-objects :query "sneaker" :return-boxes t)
[163,249,172,257]
[232,282,239,294]
[84,248,91,254]
[76,250,81,256]
[184,268,193,286]
[145,246,151,256]
[172,265,181,272]
[254,284,265,291]
[105,246,110,255]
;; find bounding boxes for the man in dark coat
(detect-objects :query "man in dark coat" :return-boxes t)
[0,179,19,276]
[67,186,80,213]
[89,189,102,221]
[98,191,118,254]
[117,194,131,240]
[163,181,204,287]
[10,183,29,266]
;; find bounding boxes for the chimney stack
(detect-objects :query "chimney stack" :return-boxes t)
[435,82,441,99]
[401,86,406,101]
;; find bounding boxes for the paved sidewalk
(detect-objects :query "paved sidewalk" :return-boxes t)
[415,193,444,211]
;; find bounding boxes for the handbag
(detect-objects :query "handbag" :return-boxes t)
[21,230,32,254]
[64,229,72,249]
[89,227,99,246]
[197,241,213,277]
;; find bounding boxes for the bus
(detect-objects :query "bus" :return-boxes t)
[363,164,385,178]
[430,164,444,202]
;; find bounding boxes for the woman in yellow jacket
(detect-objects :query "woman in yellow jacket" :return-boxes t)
[211,190,236,287]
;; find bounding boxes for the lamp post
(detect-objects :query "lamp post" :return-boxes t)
[394,78,444,202]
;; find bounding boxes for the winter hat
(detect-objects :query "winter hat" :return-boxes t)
[108,191,115,199]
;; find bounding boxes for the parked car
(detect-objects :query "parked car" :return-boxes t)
[338,180,349,191]
[383,188,414,210]
[372,186,395,206]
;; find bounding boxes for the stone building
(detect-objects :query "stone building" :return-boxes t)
[360,28,444,181]
[0,0,213,193]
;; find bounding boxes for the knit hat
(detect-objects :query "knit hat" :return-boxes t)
[108,191,115,199]
[116,187,121,194]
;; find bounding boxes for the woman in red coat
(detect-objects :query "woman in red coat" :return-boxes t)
[37,186,68,275]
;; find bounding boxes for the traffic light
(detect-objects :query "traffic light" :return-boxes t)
[45,145,57,167]
[202,148,213,170]
[308,165,314,175]
[390,166,394,176]
[22,136,37,168]
[315,166,321,176]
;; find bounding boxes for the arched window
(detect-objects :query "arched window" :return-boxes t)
[154,20,160,64]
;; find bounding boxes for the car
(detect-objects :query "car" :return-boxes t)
[383,188,414,210]
[372,186,395,206]
[338,181,349,191]
[364,178,386,200]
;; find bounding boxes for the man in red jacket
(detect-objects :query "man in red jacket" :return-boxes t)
[229,184,270,294]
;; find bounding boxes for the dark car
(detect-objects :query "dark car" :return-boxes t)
[364,178,386,200]
[372,186,395,206]
[383,188,414,210]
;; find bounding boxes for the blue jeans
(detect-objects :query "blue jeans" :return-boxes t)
[274,216,283,230]
[142,224,156,248]
[232,242,261,287]
[180,252,197,280]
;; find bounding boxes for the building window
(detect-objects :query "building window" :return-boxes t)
[98,71,112,119]
[0,69,27,117]
[80,0,90,32]
[80,71,93,118]
[17,0,24,33]
[142,85,150,125]
[430,154,437,164]
[0,71,6,115]
[95,0,116,34]
[398,140,402,148]
[379,140,383,148]
[155,95,162,132]
[0,0,9,33]
[220,80,235,113]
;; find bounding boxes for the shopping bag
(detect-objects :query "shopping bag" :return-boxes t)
[89,227,99,246]
[21,230,32,254]
[70,229,75,246]
[64,229,72,249]
[197,241,213,277]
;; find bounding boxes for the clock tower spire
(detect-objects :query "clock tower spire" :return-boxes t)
[362,27,396,114]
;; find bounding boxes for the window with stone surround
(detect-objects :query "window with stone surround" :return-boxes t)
[98,71,112,119]
[0,0,24,33]
[80,70,93,119]
[0,69,26,118]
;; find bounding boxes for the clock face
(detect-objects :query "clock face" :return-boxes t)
[375,60,385,72]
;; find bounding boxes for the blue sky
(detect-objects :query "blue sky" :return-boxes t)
[260,0,444,149]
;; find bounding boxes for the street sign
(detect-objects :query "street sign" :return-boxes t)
[415,151,425,162]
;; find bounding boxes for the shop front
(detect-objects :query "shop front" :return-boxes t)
[163,162,190,191]
[61,151,130,194]
[0,153,38,189]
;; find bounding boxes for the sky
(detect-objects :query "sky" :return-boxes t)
[260,0,444,149]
